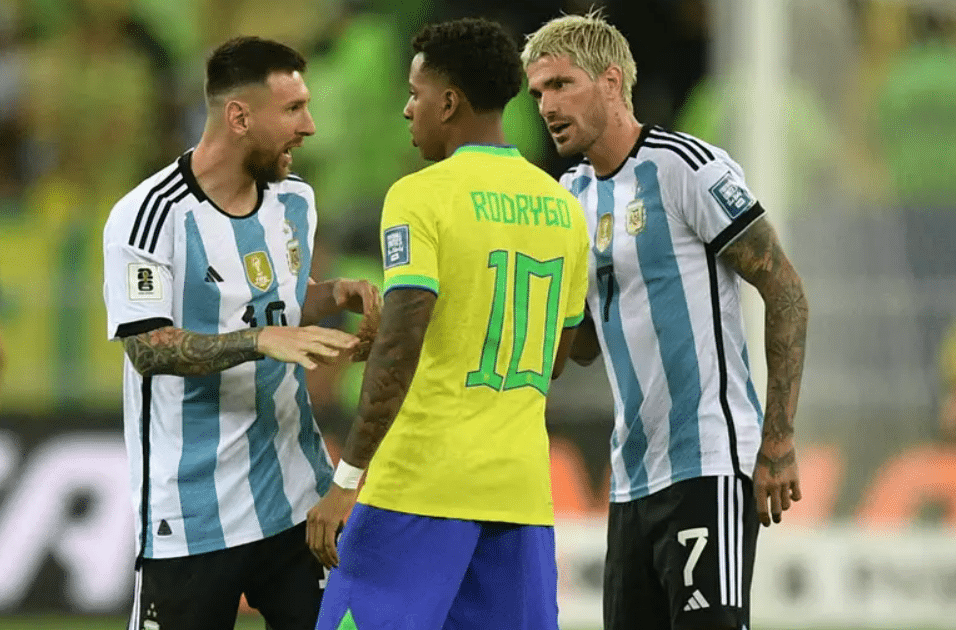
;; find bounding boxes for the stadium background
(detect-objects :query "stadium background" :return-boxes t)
[0,0,955,627]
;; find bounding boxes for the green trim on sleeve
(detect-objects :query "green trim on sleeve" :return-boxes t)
[384,274,439,295]
[564,312,585,328]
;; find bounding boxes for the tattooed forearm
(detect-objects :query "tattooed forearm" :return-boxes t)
[342,289,436,469]
[721,217,809,445]
[123,326,264,376]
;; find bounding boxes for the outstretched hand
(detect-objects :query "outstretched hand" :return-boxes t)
[257,326,359,370]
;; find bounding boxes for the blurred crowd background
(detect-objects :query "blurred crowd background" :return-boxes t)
[1,0,956,624]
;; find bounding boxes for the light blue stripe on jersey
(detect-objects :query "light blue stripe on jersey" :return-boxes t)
[633,162,702,480]
[570,173,591,197]
[231,215,294,534]
[280,192,332,495]
[741,346,764,428]
[180,212,226,553]
[594,179,649,496]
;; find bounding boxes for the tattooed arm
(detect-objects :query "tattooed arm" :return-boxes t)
[719,215,809,526]
[122,327,262,376]
[340,288,436,468]
[308,287,436,567]
[122,324,359,376]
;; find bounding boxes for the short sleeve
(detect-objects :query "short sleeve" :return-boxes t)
[103,207,175,340]
[682,156,765,254]
[564,198,590,328]
[380,177,440,296]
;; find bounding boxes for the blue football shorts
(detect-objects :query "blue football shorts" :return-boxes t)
[315,503,559,630]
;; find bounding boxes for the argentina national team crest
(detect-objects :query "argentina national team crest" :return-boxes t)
[596,214,614,252]
[283,219,302,275]
[244,251,274,291]
[625,197,646,236]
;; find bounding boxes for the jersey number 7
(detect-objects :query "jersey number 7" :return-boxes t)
[465,250,564,396]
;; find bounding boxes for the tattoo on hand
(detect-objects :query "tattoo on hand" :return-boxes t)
[757,449,796,478]
[123,327,263,376]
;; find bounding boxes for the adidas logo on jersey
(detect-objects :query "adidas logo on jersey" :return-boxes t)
[157,519,172,536]
[683,589,709,611]
[204,266,223,283]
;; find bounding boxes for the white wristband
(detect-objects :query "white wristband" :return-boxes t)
[333,460,365,490]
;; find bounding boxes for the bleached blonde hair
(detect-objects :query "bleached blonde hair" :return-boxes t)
[521,9,637,112]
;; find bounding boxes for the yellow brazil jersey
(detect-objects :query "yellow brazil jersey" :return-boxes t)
[358,145,589,525]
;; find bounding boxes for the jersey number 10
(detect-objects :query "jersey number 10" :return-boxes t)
[466,251,564,396]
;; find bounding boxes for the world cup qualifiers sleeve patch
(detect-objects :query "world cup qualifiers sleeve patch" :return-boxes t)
[709,172,756,219]
[383,225,411,269]
[128,263,163,301]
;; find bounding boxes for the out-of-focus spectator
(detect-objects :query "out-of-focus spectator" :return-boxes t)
[872,15,956,207]
[299,2,420,224]
[0,1,27,211]
[22,0,158,223]
[676,75,842,213]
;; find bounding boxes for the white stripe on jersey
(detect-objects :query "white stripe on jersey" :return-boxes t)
[104,152,332,559]
[561,127,765,503]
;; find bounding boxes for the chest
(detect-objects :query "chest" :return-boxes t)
[170,197,313,327]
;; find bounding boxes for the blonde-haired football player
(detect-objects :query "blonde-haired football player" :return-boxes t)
[524,11,809,630]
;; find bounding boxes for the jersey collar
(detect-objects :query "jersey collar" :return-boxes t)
[178,150,267,219]
[594,123,654,181]
[452,144,522,159]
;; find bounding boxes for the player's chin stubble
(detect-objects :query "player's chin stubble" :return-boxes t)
[245,149,285,184]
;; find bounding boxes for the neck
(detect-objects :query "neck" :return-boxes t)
[585,109,642,177]
[442,112,508,159]
[191,128,259,216]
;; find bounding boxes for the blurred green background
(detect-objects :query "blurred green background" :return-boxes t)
[1,0,956,628]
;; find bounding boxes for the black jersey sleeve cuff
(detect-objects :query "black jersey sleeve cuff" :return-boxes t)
[114,317,174,338]
[707,203,766,255]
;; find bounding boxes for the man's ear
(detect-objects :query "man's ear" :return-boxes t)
[601,64,624,104]
[440,88,462,123]
[225,100,249,135]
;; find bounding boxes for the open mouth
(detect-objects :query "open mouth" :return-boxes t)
[549,122,571,136]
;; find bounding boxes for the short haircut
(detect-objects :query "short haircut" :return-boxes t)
[521,10,637,112]
[205,36,307,101]
[412,18,523,113]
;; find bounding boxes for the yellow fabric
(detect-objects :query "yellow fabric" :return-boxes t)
[359,145,589,525]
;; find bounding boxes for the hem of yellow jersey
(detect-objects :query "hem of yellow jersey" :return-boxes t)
[358,497,555,527]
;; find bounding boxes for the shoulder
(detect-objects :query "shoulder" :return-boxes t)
[273,173,314,196]
[104,158,184,241]
[558,160,594,189]
[639,126,749,192]
[641,126,726,175]
[385,162,450,203]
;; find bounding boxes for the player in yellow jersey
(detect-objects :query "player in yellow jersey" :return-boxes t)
[307,17,590,630]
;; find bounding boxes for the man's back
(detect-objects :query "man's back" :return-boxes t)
[360,145,589,524]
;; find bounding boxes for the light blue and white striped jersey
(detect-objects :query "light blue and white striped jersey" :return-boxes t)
[560,126,765,503]
[103,151,333,559]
